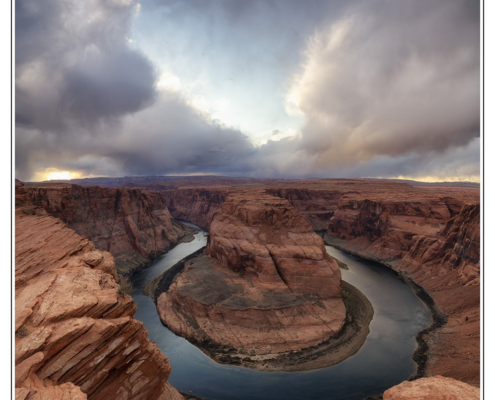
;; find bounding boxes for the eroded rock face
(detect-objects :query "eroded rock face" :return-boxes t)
[21,183,187,275]
[15,204,183,400]
[206,192,343,297]
[404,204,480,286]
[161,187,228,229]
[19,177,480,384]
[383,376,480,400]
[264,188,341,232]
[327,197,453,259]
[129,179,437,232]
[157,192,345,355]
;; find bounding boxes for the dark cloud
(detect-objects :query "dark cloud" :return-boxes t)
[15,92,257,179]
[286,0,479,167]
[15,0,157,130]
[61,49,156,123]
[15,0,480,182]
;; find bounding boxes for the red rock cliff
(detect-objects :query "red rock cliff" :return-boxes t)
[327,197,452,259]
[22,183,187,275]
[159,185,344,232]
[404,203,480,286]
[154,180,457,232]
[15,200,183,400]
[161,187,228,229]
[264,187,341,231]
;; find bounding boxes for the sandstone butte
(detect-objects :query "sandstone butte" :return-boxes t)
[156,191,346,356]
[15,183,183,400]
[21,182,188,275]
[383,376,480,400]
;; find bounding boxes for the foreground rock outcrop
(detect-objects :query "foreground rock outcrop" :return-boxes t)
[155,192,353,368]
[20,183,188,275]
[383,376,480,399]
[15,199,183,400]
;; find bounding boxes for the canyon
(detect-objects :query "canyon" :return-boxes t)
[16,176,480,398]
[138,178,480,385]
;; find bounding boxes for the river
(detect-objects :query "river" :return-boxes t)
[130,223,431,400]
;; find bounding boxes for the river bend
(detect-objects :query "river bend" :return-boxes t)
[130,223,431,400]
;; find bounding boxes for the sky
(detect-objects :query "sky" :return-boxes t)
[15,0,480,182]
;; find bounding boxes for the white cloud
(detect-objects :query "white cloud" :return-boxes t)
[156,71,182,92]
[285,0,479,166]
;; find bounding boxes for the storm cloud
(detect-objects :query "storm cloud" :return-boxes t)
[286,0,479,165]
[16,0,157,130]
[15,0,480,182]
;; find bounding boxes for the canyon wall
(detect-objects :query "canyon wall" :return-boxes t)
[403,203,480,286]
[159,185,345,231]
[263,188,340,231]
[153,180,461,232]
[326,197,453,260]
[325,192,480,384]
[21,183,187,275]
[161,187,228,229]
[15,198,183,400]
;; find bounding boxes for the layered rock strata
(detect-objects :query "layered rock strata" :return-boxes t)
[160,183,348,231]
[156,192,347,360]
[383,376,480,400]
[20,183,187,275]
[150,179,478,233]
[15,200,183,400]
[161,187,228,229]
[264,187,341,231]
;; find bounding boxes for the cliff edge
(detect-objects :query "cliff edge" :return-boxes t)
[15,186,183,400]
